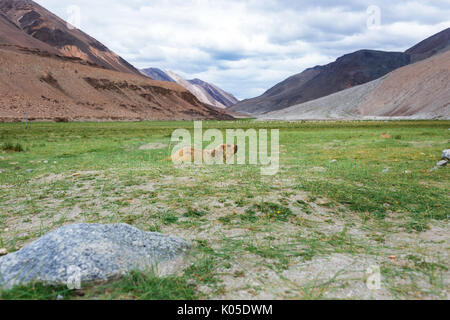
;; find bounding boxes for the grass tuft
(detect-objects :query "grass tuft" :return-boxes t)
[1,142,25,152]
[252,202,293,221]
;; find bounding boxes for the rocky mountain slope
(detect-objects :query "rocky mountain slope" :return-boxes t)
[0,0,139,74]
[406,27,450,63]
[231,28,450,116]
[188,78,239,108]
[260,50,450,120]
[230,50,411,115]
[141,68,176,83]
[141,68,239,108]
[0,11,57,53]
[0,46,233,121]
[0,1,233,121]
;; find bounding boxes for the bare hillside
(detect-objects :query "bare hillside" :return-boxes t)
[260,51,450,120]
[141,68,239,108]
[0,0,139,74]
[0,47,233,121]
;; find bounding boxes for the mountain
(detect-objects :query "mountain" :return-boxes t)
[259,50,450,120]
[230,50,411,115]
[0,1,233,121]
[230,28,450,115]
[0,11,58,53]
[406,27,450,63]
[0,46,233,121]
[141,68,239,108]
[140,68,176,83]
[0,0,139,74]
[188,78,239,108]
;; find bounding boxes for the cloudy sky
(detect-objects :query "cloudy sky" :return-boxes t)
[35,0,450,99]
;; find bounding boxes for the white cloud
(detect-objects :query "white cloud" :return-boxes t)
[35,0,450,99]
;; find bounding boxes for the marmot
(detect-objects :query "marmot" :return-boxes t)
[168,144,238,163]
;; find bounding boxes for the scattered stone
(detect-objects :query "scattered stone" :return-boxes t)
[404,170,411,174]
[56,294,64,300]
[25,169,33,173]
[0,224,190,289]
[429,150,450,171]
[382,168,390,174]
[0,248,8,256]
[330,159,337,163]
[43,160,49,164]
[71,173,81,177]
[436,160,448,167]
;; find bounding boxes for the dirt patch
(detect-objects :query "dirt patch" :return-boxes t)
[282,253,391,299]
[138,143,168,151]
[34,173,65,184]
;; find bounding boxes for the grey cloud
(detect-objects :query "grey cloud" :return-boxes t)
[35,0,450,99]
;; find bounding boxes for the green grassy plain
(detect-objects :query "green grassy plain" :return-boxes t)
[0,120,449,299]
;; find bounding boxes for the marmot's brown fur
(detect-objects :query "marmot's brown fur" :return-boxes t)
[168,144,238,163]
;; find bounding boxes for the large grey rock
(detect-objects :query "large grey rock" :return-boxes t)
[442,149,450,160]
[0,224,190,289]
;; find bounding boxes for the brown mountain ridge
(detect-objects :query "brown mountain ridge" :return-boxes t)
[0,0,233,121]
[0,46,233,121]
[0,0,139,75]
[231,28,450,116]
[260,50,450,120]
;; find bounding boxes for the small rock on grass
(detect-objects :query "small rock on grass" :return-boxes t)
[441,149,450,161]
[436,160,448,167]
[0,248,8,256]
